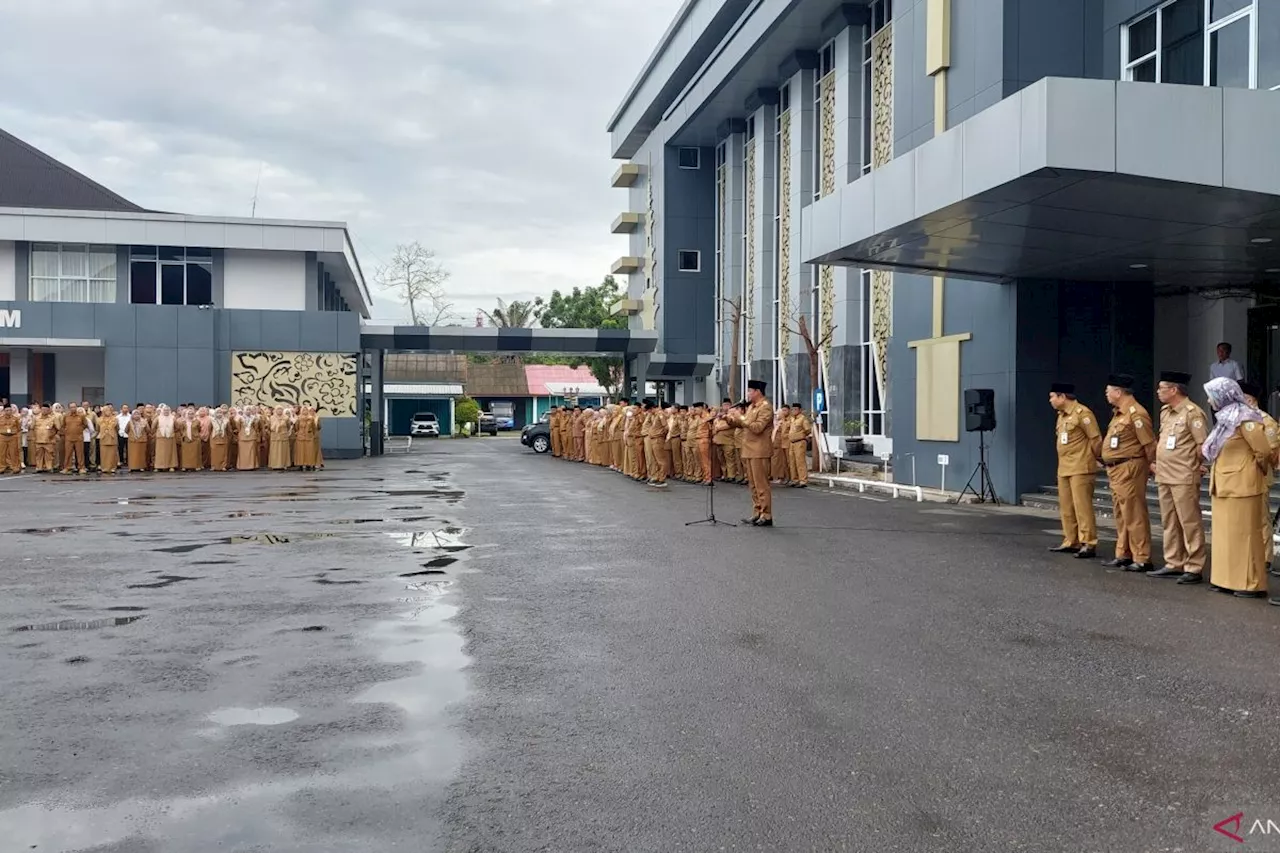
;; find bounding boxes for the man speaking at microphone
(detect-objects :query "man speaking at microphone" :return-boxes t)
[725,379,776,527]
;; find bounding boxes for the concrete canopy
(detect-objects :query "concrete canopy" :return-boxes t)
[360,325,659,356]
[801,78,1280,287]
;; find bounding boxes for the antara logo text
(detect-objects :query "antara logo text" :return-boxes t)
[1214,813,1280,843]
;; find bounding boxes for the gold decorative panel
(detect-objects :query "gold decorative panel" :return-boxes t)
[641,162,659,331]
[872,25,894,169]
[717,163,727,362]
[778,109,792,360]
[871,269,892,401]
[745,141,757,362]
[819,73,837,197]
[231,352,357,417]
[819,265,835,370]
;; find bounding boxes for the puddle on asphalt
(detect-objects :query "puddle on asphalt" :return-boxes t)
[332,518,383,525]
[315,577,363,586]
[356,489,464,500]
[386,527,470,551]
[207,707,299,726]
[14,615,144,632]
[229,533,339,545]
[11,527,76,536]
[127,574,200,589]
[154,543,209,554]
[106,606,147,612]
[191,559,232,566]
[65,656,90,665]
[422,556,456,569]
[399,569,447,578]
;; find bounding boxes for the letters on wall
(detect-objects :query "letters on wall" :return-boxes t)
[231,351,357,417]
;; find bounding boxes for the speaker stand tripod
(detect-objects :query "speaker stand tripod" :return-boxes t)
[955,429,999,505]
[686,477,737,527]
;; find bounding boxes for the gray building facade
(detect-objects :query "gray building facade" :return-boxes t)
[613,0,1280,500]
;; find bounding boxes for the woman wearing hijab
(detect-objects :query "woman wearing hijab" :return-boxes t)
[293,404,320,471]
[126,405,150,472]
[153,405,178,472]
[98,405,121,474]
[178,407,201,472]
[1203,377,1274,598]
[209,407,230,471]
[236,406,260,471]
[196,406,213,469]
[268,406,292,470]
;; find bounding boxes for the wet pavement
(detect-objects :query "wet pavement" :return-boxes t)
[2,438,1280,851]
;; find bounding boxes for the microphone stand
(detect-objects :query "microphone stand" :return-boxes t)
[687,415,735,527]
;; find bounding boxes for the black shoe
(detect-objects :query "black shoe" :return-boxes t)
[1234,590,1267,599]
[1073,547,1097,559]
[1270,596,1280,606]
[1102,557,1133,568]
[1270,566,1280,577]
[1211,584,1234,594]
[1048,544,1081,553]
[754,518,773,527]
[1147,566,1182,578]
[1177,572,1203,585]
[742,517,760,525]
[1125,562,1154,573]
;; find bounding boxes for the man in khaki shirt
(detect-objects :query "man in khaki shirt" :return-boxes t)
[788,403,811,487]
[725,379,775,526]
[1147,371,1210,584]
[643,401,669,487]
[1049,382,1103,558]
[1101,373,1157,572]
[0,405,21,474]
[713,402,737,482]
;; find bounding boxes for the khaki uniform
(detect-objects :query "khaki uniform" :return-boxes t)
[770,416,789,482]
[62,410,88,473]
[98,413,121,474]
[629,409,647,480]
[571,412,585,461]
[1102,400,1156,563]
[643,409,667,484]
[1055,401,1103,548]
[695,411,712,483]
[712,415,735,480]
[667,412,683,479]
[1209,421,1273,593]
[731,398,775,521]
[789,412,811,485]
[33,413,59,472]
[550,410,562,458]
[0,410,21,473]
[1259,411,1280,566]
[1155,399,1209,573]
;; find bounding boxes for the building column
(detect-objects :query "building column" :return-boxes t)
[369,348,385,456]
[783,59,817,408]
[747,96,778,385]
[9,347,29,405]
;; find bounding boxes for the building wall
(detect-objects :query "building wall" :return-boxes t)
[54,348,105,403]
[663,145,717,357]
[0,240,14,301]
[0,301,363,456]
[223,249,307,311]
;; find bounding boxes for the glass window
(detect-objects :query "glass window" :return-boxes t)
[29,244,116,303]
[1210,17,1251,87]
[1129,12,1157,59]
[1260,0,1280,88]
[128,247,216,305]
[1161,0,1204,83]
[1209,0,1250,22]
[160,265,185,305]
[130,262,156,304]
[1131,57,1158,81]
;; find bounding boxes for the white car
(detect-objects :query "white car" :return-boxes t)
[409,412,440,437]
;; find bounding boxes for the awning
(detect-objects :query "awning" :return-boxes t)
[802,78,1280,286]
[544,381,608,396]
[363,383,463,396]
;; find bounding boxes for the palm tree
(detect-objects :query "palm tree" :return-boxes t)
[480,297,545,328]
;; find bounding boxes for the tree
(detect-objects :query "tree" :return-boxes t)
[480,297,545,328]
[376,241,455,325]
[453,396,480,436]
[720,295,745,401]
[540,276,626,396]
[786,308,836,473]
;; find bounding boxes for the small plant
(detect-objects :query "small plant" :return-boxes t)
[843,419,865,435]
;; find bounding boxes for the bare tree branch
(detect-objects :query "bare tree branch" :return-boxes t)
[376,241,455,326]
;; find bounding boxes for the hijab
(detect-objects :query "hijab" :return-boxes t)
[1202,377,1262,462]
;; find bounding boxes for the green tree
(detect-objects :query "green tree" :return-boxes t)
[453,396,480,436]
[480,297,545,328]
[539,276,626,395]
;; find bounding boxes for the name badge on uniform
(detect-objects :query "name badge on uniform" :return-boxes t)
[1060,431,1068,444]
[1109,436,1119,449]
[1165,434,1176,450]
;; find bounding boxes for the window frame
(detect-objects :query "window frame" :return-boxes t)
[28,243,117,304]
[128,245,214,306]
[677,250,702,273]
[677,146,701,169]
[1121,0,1260,88]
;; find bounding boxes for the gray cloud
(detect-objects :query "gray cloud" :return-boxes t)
[0,0,681,321]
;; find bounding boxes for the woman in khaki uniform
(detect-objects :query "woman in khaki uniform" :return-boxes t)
[98,405,121,474]
[1203,377,1273,598]
[293,405,320,471]
[126,408,149,471]
[268,407,293,470]
[178,408,202,472]
[209,408,231,471]
[152,405,178,472]
[236,408,261,471]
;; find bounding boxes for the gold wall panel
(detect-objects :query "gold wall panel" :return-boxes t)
[641,161,659,331]
[778,109,792,360]
[819,73,837,197]
[231,352,357,417]
[745,141,757,362]
[872,26,894,168]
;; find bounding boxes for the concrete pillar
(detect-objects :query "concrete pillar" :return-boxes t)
[369,348,385,456]
[9,347,29,405]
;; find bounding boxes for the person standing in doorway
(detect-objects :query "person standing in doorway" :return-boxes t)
[1147,371,1209,584]
[1048,383,1102,558]
[1209,342,1244,382]
[725,380,775,526]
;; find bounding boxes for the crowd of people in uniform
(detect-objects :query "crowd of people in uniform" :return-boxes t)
[0,401,325,475]
[1051,371,1279,607]
[545,380,801,526]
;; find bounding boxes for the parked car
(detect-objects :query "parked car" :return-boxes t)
[521,416,551,453]
[409,412,440,437]
[477,412,498,437]
[489,401,516,430]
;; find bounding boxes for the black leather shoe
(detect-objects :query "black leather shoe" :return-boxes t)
[1211,584,1234,594]
[1270,596,1280,606]
[754,518,773,527]
[1147,566,1182,578]
[1234,590,1267,599]
[1270,565,1280,577]
[1048,545,1080,553]
[1073,547,1097,559]
[1125,562,1154,573]
[1102,557,1133,568]
[742,517,760,526]
[1177,572,1203,585]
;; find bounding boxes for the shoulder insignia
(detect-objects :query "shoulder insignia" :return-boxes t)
[1246,422,1257,431]
[1082,417,1090,424]
[1134,419,1142,429]
[1129,405,1137,413]
[1192,420,1203,429]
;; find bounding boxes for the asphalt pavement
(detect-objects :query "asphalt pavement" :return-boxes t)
[2,435,1278,852]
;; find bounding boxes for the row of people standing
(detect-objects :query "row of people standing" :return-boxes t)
[548,397,813,489]
[0,402,324,475]
[1050,372,1278,606]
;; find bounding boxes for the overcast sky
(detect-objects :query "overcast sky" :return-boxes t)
[0,0,682,322]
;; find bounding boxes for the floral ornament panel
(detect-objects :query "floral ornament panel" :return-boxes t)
[778,109,792,360]
[820,73,837,197]
[872,25,894,169]
[819,265,835,370]
[871,269,892,400]
[231,352,358,417]
[745,142,757,362]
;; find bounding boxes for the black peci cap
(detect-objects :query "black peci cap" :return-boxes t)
[747,379,766,392]
[1160,371,1192,385]
[1241,380,1263,399]
[1107,373,1135,389]
[1050,382,1075,394]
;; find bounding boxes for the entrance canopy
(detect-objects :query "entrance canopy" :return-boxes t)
[802,78,1280,287]
[360,325,658,356]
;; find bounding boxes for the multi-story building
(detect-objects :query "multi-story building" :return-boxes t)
[0,128,370,456]
[609,0,1280,499]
